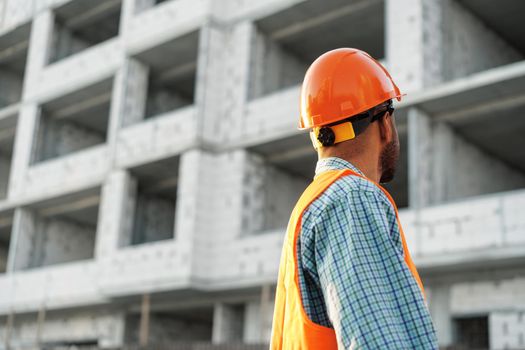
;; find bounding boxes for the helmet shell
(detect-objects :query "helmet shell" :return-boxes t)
[299,48,403,130]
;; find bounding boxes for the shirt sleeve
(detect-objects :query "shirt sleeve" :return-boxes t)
[312,189,439,349]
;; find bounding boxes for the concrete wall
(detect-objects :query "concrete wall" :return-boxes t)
[32,215,96,268]
[0,154,10,198]
[10,209,97,270]
[0,0,523,348]
[409,108,525,207]
[0,309,125,348]
[125,310,213,343]
[0,69,23,108]
[34,115,106,163]
[442,0,523,81]
[249,25,307,100]
[50,21,91,63]
[490,311,525,350]
[212,303,244,343]
[130,191,175,245]
[439,124,525,201]
[0,237,9,272]
[242,152,308,234]
[145,84,191,119]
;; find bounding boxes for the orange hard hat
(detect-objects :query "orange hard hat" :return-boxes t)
[299,48,404,130]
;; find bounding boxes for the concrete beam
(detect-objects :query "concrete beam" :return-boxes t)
[63,0,122,30]
[270,0,381,40]
[0,40,28,64]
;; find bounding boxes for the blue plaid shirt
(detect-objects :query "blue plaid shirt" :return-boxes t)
[297,157,438,349]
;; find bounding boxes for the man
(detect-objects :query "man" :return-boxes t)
[270,48,439,349]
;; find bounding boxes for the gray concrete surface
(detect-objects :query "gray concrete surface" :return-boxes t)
[0,0,524,348]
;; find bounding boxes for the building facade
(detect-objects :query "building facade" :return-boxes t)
[0,0,524,348]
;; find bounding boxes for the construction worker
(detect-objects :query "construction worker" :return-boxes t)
[270,48,439,349]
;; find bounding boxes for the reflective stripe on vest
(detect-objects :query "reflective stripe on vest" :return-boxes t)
[269,169,426,349]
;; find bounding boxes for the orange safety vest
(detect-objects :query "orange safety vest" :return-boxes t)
[270,169,426,349]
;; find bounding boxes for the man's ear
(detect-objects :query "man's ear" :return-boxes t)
[377,112,393,143]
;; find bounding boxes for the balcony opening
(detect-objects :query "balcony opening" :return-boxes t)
[133,30,199,121]
[217,303,245,342]
[453,315,489,349]
[0,112,17,199]
[17,187,100,270]
[0,23,31,109]
[49,0,122,64]
[0,210,13,273]
[249,0,385,100]
[124,306,213,343]
[244,134,313,234]
[121,155,179,246]
[443,0,525,82]
[32,77,113,164]
[442,101,525,201]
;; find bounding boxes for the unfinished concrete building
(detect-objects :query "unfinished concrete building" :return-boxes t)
[0,0,524,348]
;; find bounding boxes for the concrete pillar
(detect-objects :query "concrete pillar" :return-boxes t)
[95,170,137,258]
[7,207,37,271]
[130,0,157,14]
[386,0,443,92]
[243,299,274,344]
[407,107,434,208]
[8,10,54,198]
[196,19,252,145]
[490,311,525,350]
[23,10,55,98]
[212,303,244,343]
[120,0,147,34]
[427,285,453,347]
[106,59,149,167]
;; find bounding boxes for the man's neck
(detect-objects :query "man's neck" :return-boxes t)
[319,154,381,183]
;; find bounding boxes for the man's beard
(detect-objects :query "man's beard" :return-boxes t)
[379,139,400,183]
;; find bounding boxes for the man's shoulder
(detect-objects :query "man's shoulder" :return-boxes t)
[305,173,388,216]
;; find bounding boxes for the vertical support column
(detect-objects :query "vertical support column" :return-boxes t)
[175,150,211,280]
[431,122,455,204]
[139,293,150,347]
[6,105,39,198]
[407,107,435,209]
[260,284,272,341]
[106,59,149,169]
[119,0,142,35]
[95,170,137,258]
[7,207,37,272]
[386,0,443,92]
[243,299,275,344]
[23,10,54,98]
[129,0,157,15]
[4,310,14,349]
[8,10,54,198]
[427,285,453,347]
[212,303,243,344]
[35,304,46,346]
[196,18,253,146]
